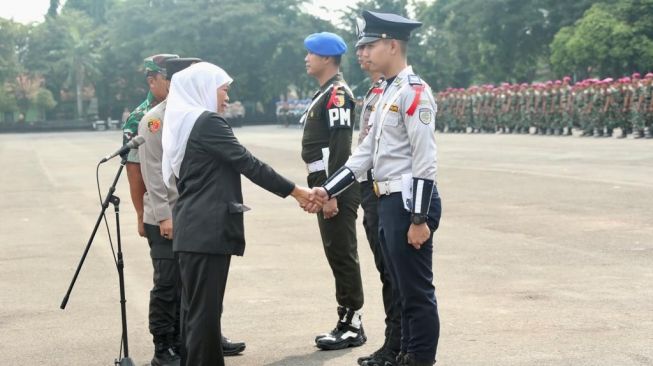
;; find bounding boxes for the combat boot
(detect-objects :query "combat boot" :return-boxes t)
[315,307,366,350]
[315,306,347,343]
[361,346,399,366]
[398,353,435,366]
[358,340,386,365]
[152,335,180,366]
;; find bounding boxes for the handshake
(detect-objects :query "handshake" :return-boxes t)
[290,185,330,214]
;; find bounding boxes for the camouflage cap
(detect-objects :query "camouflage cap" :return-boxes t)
[143,54,180,76]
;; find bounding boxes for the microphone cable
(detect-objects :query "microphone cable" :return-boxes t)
[95,161,124,362]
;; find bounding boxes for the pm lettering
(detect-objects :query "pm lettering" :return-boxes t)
[328,108,351,127]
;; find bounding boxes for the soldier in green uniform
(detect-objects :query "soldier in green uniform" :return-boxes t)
[590,81,607,137]
[579,81,595,136]
[301,32,366,350]
[561,77,573,135]
[519,84,532,134]
[462,88,474,133]
[644,73,653,138]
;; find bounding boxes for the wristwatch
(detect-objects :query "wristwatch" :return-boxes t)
[410,213,427,225]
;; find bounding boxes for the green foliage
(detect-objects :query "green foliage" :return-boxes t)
[0,86,18,113]
[1,0,651,120]
[550,2,653,79]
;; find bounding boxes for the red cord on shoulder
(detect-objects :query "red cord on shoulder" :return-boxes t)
[326,85,340,109]
[406,85,425,116]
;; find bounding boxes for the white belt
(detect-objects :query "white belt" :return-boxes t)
[306,160,326,173]
[373,179,402,197]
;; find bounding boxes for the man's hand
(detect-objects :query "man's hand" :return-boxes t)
[322,198,338,219]
[291,185,321,213]
[137,216,146,238]
[407,223,430,250]
[159,218,173,240]
[304,187,329,213]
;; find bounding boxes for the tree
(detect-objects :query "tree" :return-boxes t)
[47,10,102,119]
[47,0,60,18]
[0,18,29,84]
[550,2,653,79]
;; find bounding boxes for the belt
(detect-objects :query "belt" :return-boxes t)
[306,159,326,174]
[373,179,402,197]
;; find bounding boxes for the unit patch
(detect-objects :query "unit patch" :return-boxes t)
[147,118,161,133]
[418,109,433,125]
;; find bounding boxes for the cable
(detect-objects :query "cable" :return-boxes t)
[96,161,123,362]
[96,161,118,266]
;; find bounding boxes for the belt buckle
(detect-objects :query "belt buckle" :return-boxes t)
[373,181,380,197]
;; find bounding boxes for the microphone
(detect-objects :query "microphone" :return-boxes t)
[100,135,146,163]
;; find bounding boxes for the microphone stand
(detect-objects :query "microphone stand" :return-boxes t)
[60,155,135,366]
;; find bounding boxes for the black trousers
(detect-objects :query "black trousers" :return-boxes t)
[377,189,442,363]
[178,252,231,366]
[360,181,401,351]
[311,173,364,310]
[144,224,180,341]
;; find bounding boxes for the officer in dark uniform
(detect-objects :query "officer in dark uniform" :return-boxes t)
[309,11,442,366]
[301,32,366,350]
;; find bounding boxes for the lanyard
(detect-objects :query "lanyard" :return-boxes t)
[300,84,333,129]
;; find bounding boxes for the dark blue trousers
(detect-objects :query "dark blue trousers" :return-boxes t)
[377,188,442,363]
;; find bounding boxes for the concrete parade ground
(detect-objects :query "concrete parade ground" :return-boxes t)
[0,126,652,366]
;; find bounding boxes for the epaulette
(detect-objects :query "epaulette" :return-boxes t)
[407,74,423,86]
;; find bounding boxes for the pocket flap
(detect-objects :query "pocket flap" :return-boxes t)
[228,202,251,213]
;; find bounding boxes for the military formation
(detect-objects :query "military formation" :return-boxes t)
[436,73,653,138]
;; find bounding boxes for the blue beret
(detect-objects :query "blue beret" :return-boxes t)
[304,32,347,56]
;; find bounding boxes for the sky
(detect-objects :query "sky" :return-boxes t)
[0,0,355,24]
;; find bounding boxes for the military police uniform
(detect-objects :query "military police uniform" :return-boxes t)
[323,11,442,366]
[301,32,366,350]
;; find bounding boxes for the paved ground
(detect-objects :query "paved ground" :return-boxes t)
[1,126,652,366]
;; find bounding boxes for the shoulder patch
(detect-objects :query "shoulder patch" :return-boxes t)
[147,118,162,133]
[418,108,434,125]
[327,106,353,129]
[408,75,422,86]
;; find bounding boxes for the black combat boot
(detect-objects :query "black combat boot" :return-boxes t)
[361,345,399,366]
[398,353,435,366]
[358,340,387,365]
[152,334,181,366]
[315,307,367,350]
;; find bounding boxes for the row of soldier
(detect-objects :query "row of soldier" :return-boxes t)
[436,72,653,138]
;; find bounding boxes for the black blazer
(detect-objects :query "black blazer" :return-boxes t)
[173,112,295,255]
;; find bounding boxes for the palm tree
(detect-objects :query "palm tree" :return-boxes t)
[50,11,101,119]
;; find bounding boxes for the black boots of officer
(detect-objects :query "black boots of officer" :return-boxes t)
[315,306,366,350]
[396,352,436,366]
[358,339,399,366]
[152,334,181,366]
